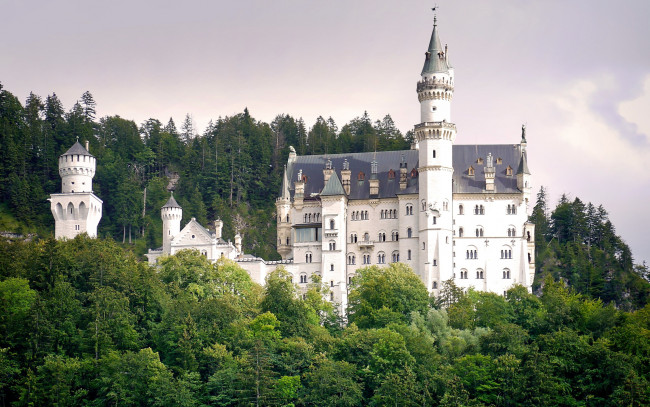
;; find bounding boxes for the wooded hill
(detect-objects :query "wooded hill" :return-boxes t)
[1,85,649,405]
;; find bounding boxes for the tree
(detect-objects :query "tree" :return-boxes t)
[300,356,363,407]
[348,263,429,329]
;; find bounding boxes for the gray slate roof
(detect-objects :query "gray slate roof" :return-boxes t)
[162,194,182,209]
[286,144,526,200]
[63,141,93,157]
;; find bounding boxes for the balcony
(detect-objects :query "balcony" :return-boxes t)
[358,240,375,249]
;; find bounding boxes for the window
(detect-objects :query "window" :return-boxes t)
[392,252,399,262]
[348,254,356,265]
[421,200,427,211]
[406,204,413,215]
[459,227,464,237]
[330,264,334,271]
[474,205,485,215]
[433,259,437,266]
[433,150,436,158]
[422,242,426,250]
[460,269,468,279]
[466,248,478,259]
[507,204,517,215]
[330,219,335,229]
[459,204,464,215]
[503,269,511,279]
[329,241,336,251]
[286,237,290,245]
[388,169,396,179]
[305,253,312,263]
[432,216,437,225]
[364,232,370,242]
[330,292,334,301]
[75,224,80,231]
[378,252,386,264]
[358,171,365,181]
[506,166,513,176]
[350,233,357,243]
[378,232,386,242]
[476,227,484,237]
[443,201,448,211]
[300,274,307,283]
[407,250,412,260]
[407,228,412,238]
[363,254,371,264]
[433,281,438,289]
[468,166,475,176]
[295,227,322,243]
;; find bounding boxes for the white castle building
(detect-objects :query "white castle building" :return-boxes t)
[265,14,535,307]
[145,194,242,265]
[49,141,103,239]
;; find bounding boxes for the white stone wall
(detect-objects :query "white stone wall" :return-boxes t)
[50,193,102,239]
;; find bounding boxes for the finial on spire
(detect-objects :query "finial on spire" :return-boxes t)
[432,4,438,26]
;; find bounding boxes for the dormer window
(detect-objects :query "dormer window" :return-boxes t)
[302,175,308,182]
[477,157,484,165]
[358,172,365,181]
[506,166,513,176]
[496,157,503,165]
[388,169,396,179]
[468,166,475,176]
[410,168,418,178]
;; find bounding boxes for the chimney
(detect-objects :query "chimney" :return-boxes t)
[399,155,408,190]
[294,169,304,209]
[234,233,242,255]
[485,153,495,192]
[341,159,351,195]
[85,140,89,152]
[369,159,379,197]
[214,219,223,239]
[323,159,334,185]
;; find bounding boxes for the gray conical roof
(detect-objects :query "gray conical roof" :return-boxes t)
[62,141,93,157]
[517,151,531,175]
[421,19,450,75]
[280,166,290,199]
[321,172,345,196]
[162,194,182,209]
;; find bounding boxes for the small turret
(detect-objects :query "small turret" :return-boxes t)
[162,193,182,254]
[234,233,242,255]
[341,159,351,195]
[59,141,96,193]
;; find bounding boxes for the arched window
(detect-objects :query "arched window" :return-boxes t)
[330,264,334,271]
[300,274,307,283]
[459,227,464,237]
[406,204,413,215]
[503,269,511,279]
[329,241,336,251]
[433,281,438,289]
[330,219,335,230]
[422,242,426,250]
[378,252,385,264]
[364,232,369,242]
[407,249,412,260]
[459,204,464,215]
[407,228,412,238]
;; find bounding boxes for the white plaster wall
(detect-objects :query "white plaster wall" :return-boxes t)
[50,193,102,239]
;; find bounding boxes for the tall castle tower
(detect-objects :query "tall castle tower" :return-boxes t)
[416,13,456,289]
[161,194,182,254]
[50,141,103,239]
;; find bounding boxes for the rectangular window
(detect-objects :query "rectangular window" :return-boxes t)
[295,227,322,243]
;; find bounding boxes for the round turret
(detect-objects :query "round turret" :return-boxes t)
[161,194,183,254]
[59,141,96,193]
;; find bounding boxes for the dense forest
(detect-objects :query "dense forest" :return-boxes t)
[1,238,649,406]
[1,86,649,405]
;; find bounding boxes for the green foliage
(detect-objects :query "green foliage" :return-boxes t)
[348,263,429,329]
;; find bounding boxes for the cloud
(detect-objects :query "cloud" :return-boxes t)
[618,74,650,143]
[551,75,650,179]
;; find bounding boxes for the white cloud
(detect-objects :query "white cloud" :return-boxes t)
[551,76,650,178]
[618,74,650,142]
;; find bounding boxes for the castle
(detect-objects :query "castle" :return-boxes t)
[51,13,535,310]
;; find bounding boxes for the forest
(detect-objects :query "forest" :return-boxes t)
[1,86,649,405]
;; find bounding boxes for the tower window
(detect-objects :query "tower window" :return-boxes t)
[432,106,437,111]
[433,150,436,158]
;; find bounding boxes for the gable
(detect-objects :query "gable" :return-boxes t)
[173,219,214,246]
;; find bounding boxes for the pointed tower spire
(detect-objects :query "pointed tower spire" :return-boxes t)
[280,165,290,199]
[422,8,450,75]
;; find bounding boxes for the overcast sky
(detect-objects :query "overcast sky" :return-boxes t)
[2,0,649,264]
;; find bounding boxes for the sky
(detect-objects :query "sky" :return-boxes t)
[2,0,649,264]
